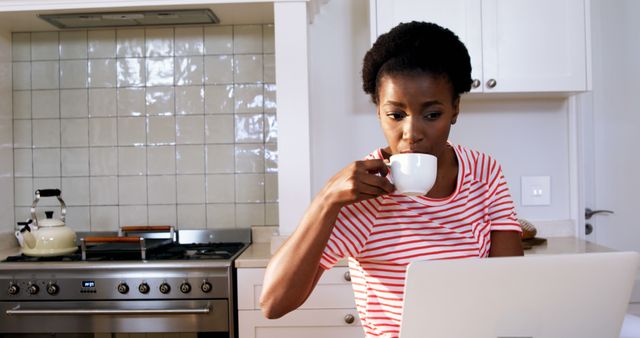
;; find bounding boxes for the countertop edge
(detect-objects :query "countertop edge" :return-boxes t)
[234,236,613,269]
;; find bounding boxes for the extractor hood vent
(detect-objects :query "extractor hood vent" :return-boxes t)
[38,9,219,29]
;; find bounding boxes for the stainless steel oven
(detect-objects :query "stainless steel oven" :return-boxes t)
[0,229,250,338]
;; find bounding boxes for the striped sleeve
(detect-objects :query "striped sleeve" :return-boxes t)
[319,202,375,270]
[486,160,522,233]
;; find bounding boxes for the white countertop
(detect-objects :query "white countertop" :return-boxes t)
[234,236,612,268]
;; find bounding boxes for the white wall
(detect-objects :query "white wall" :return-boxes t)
[308,0,572,226]
[0,30,14,232]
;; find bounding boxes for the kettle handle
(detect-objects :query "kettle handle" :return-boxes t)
[30,189,67,227]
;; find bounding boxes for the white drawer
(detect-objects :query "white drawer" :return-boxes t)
[237,267,355,310]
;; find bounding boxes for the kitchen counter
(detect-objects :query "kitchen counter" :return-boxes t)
[234,236,612,268]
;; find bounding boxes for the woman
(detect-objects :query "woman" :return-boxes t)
[260,21,523,337]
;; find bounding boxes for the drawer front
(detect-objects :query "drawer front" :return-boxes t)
[239,308,364,338]
[238,267,354,310]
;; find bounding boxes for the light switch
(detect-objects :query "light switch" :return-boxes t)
[521,176,551,206]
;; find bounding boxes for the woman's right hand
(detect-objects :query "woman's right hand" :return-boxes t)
[322,159,396,207]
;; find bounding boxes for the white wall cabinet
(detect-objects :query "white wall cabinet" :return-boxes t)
[238,267,364,338]
[371,0,589,93]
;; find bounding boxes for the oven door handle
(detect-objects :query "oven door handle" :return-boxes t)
[6,305,211,315]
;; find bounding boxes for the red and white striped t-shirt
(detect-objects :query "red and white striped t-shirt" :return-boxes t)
[319,143,522,338]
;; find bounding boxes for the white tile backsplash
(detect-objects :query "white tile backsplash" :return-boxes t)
[234,25,262,54]
[89,88,117,117]
[61,89,89,118]
[32,90,60,119]
[33,148,61,177]
[60,31,88,60]
[31,32,58,61]
[60,60,88,89]
[89,118,118,146]
[147,145,175,175]
[175,27,204,56]
[32,119,61,148]
[175,56,204,85]
[12,62,31,90]
[90,176,118,205]
[204,26,233,55]
[117,58,146,87]
[118,176,147,205]
[88,59,117,88]
[176,144,205,174]
[119,205,148,227]
[12,33,31,61]
[177,204,206,229]
[176,86,204,115]
[146,87,174,116]
[13,91,31,119]
[61,118,89,147]
[89,147,117,176]
[13,149,32,177]
[117,87,145,117]
[117,117,146,146]
[176,115,205,144]
[118,146,146,175]
[147,175,176,204]
[235,54,263,83]
[207,203,236,228]
[204,55,233,84]
[176,174,205,204]
[13,120,32,148]
[117,29,145,58]
[12,25,277,229]
[62,148,89,176]
[31,61,59,90]
[88,30,116,59]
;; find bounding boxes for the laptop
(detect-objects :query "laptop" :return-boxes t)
[400,252,640,338]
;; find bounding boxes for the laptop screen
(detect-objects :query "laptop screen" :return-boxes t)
[400,252,639,338]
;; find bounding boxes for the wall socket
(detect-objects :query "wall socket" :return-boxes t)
[521,176,551,206]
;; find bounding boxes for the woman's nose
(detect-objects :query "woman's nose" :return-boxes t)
[402,117,424,143]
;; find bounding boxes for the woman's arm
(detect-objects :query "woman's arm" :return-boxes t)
[488,231,524,257]
[260,159,394,319]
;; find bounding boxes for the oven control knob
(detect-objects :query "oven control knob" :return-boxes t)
[7,284,19,295]
[159,283,171,294]
[180,282,191,294]
[138,283,150,294]
[117,282,129,294]
[27,284,39,295]
[201,281,212,293]
[46,283,59,295]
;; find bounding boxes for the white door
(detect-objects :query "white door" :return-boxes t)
[581,0,640,251]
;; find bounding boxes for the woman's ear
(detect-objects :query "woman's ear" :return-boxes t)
[451,97,460,125]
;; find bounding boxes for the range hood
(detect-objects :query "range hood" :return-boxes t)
[38,9,219,29]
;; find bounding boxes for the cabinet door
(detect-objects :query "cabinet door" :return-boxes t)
[481,0,587,92]
[372,0,483,92]
[239,309,365,338]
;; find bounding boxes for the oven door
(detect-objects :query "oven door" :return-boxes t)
[0,299,228,333]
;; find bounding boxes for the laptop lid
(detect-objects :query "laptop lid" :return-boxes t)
[400,252,640,338]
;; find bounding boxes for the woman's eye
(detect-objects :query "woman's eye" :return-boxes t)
[386,112,405,120]
[423,112,442,120]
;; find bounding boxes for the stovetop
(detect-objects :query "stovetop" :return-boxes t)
[2,242,247,263]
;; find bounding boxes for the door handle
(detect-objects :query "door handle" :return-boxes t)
[585,208,614,220]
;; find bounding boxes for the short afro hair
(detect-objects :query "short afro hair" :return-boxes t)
[362,21,472,104]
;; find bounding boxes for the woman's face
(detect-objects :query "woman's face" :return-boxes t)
[377,73,459,157]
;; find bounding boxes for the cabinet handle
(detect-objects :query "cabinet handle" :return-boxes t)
[343,271,351,282]
[344,313,355,324]
[471,79,481,89]
[486,78,497,88]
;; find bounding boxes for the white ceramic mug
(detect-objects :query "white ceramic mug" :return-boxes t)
[388,153,437,196]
